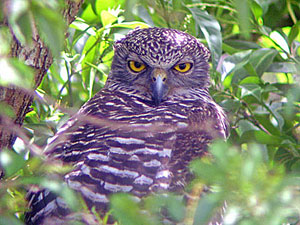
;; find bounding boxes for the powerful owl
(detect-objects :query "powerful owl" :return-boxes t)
[25,27,228,224]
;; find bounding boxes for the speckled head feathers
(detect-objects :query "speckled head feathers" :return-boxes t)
[114,27,210,66]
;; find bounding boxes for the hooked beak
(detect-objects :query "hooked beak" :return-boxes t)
[151,68,168,106]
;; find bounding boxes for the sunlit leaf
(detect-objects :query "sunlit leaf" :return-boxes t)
[270,31,290,54]
[95,0,125,16]
[81,3,99,23]
[101,10,118,27]
[250,0,263,23]
[111,21,150,29]
[0,58,34,88]
[0,149,26,177]
[239,76,261,84]
[70,19,96,36]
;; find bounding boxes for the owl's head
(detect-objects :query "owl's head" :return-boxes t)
[106,27,211,106]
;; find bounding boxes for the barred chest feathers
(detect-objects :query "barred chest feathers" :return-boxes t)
[44,88,227,211]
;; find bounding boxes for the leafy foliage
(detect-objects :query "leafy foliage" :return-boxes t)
[0,0,299,224]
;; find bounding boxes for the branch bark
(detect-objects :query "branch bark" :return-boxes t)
[0,0,84,150]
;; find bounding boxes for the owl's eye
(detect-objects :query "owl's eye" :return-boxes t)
[128,60,146,72]
[173,62,192,73]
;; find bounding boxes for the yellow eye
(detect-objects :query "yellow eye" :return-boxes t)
[128,60,146,72]
[173,62,192,73]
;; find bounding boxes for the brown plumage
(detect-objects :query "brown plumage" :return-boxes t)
[25,27,228,224]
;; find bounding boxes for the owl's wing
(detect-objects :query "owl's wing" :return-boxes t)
[166,98,229,191]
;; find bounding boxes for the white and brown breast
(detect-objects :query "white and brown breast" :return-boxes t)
[42,88,227,212]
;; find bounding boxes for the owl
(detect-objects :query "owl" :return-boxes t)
[25,27,228,224]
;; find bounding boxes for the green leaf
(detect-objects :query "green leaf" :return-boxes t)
[283,86,300,119]
[251,0,263,22]
[111,193,155,225]
[110,21,150,29]
[288,21,300,46]
[101,10,118,27]
[239,76,261,84]
[290,161,300,172]
[70,19,96,35]
[81,34,101,95]
[189,7,222,69]
[269,31,290,54]
[237,120,259,136]
[220,99,240,114]
[0,58,34,88]
[240,83,262,100]
[264,102,285,131]
[0,215,24,225]
[144,194,185,222]
[234,0,251,38]
[249,48,278,76]
[267,62,299,73]
[95,0,125,16]
[222,43,240,54]
[221,50,252,82]
[15,10,33,44]
[31,1,65,58]
[132,5,154,27]
[0,27,12,55]
[165,195,185,222]
[244,62,258,77]
[0,149,26,178]
[193,193,223,225]
[7,0,32,44]
[0,103,15,119]
[81,3,99,23]
[224,40,261,50]
[172,0,182,10]
[239,130,282,145]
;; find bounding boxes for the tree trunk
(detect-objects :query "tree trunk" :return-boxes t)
[0,0,84,150]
